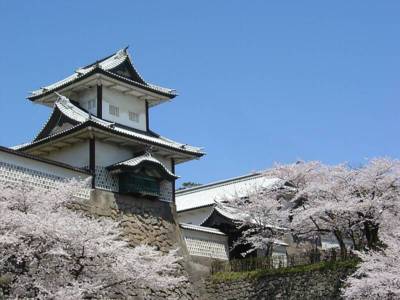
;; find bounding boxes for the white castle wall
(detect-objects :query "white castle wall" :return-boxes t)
[0,149,91,199]
[181,226,229,260]
[75,87,97,115]
[153,153,173,172]
[102,86,147,131]
[45,142,90,168]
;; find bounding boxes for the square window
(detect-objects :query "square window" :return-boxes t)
[129,111,139,122]
[87,99,96,110]
[109,105,119,117]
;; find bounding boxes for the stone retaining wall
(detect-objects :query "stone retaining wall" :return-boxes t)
[204,267,355,300]
[72,189,180,251]
[70,189,199,299]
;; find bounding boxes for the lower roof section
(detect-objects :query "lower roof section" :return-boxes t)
[20,122,200,164]
[107,153,179,180]
[176,173,282,212]
[0,145,90,175]
[18,96,204,164]
[180,223,227,236]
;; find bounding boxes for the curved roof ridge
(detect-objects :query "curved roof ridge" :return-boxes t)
[79,47,126,69]
[54,94,112,127]
[108,152,179,179]
[179,223,226,235]
[175,174,283,212]
[29,48,176,100]
[19,95,204,157]
[176,172,271,195]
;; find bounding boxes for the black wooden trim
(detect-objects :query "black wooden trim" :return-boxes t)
[97,84,102,118]
[34,107,80,141]
[28,68,176,101]
[171,158,176,203]
[107,161,178,181]
[89,138,96,188]
[20,121,204,157]
[108,57,147,85]
[145,100,149,131]
[178,203,215,213]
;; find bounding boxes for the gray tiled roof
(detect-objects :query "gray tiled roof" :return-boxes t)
[179,223,227,235]
[108,153,179,179]
[20,95,204,157]
[176,173,281,212]
[29,48,176,100]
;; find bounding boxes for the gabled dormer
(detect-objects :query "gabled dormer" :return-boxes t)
[28,48,176,131]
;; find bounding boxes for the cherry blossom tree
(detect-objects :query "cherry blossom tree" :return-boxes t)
[226,158,400,299]
[0,178,184,299]
[221,179,290,256]
[265,159,400,255]
[342,197,400,299]
[342,159,400,299]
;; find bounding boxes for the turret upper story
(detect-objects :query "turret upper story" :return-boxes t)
[19,48,204,166]
[28,48,176,132]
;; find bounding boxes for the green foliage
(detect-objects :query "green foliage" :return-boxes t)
[211,259,359,283]
[178,182,202,190]
[0,275,11,287]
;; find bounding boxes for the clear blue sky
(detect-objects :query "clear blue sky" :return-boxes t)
[0,1,399,186]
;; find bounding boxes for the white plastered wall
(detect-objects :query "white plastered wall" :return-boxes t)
[102,86,147,130]
[93,140,134,192]
[75,87,97,115]
[152,153,173,172]
[181,228,229,260]
[0,150,91,199]
[45,142,89,168]
[94,140,134,166]
[0,150,90,179]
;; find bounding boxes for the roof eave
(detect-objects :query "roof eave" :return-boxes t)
[19,121,204,158]
[107,163,179,181]
[27,68,177,102]
[176,203,215,213]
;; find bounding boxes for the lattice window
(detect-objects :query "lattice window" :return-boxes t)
[94,166,119,192]
[0,162,90,199]
[93,168,172,200]
[129,111,139,122]
[159,180,172,202]
[272,253,288,268]
[182,229,229,260]
[109,105,119,117]
[87,99,96,110]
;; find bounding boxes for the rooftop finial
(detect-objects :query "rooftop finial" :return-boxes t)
[54,92,65,101]
[54,92,70,107]
[116,46,129,58]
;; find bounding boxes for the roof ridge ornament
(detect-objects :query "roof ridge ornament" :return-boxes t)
[54,92,70,106]
[143,145,155,156]
[116,47,129,59]
[75,68,85,75]
[143,151,152,158]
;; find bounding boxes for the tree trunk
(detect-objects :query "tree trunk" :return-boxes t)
[364,221,380,250]
[333,230,347,258]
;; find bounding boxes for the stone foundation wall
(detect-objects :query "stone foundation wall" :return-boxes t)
[204,267,355,300]
[70,189,199,299]
[72,189,179,251]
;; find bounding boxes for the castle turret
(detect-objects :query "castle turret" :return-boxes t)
[18,48,204,200]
